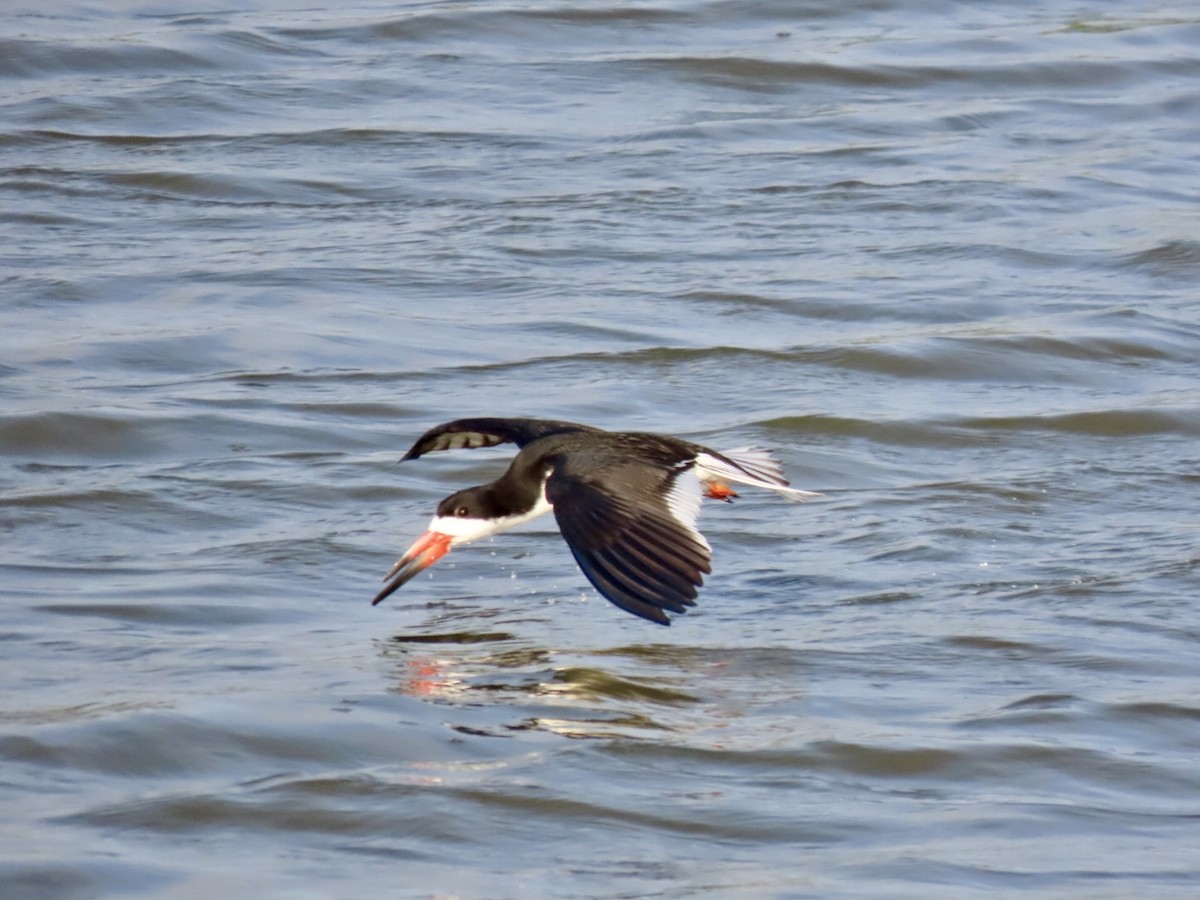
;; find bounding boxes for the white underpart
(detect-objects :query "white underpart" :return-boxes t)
[695,449,822,502]
[662,467,711,552]
[429,478,555,544]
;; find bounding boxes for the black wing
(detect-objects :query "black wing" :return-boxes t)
[546,457,712,625]
[402,417,600,461]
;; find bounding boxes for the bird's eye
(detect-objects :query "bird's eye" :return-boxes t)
[455,506,469,517]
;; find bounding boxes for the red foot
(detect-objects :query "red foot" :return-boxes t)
[705,481,738,502]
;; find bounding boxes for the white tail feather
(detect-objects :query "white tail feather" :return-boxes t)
[696,448,821,502]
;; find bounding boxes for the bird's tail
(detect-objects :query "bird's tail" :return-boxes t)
[698,447,821,502]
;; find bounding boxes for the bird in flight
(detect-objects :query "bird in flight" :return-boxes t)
[372,417,818,624]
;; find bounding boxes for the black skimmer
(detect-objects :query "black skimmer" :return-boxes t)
[372,418,818,625]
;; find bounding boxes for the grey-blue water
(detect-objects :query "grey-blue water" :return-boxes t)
[3,1,1199,897]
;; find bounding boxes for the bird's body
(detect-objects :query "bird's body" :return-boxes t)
[373,417,818,625]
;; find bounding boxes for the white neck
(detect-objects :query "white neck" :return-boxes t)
[429,482,554,545]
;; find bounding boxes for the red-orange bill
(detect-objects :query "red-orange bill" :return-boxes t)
[371,531,453,606]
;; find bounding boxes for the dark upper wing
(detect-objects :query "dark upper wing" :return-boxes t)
[546,456,712,625]
[401,418,600,461]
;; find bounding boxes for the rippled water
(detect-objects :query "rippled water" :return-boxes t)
[3,1,1200,897]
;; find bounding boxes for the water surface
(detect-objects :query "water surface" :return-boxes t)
[2,1,1199,897]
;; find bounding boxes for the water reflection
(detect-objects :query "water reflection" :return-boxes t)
[381,624,824,746]
[384,627,714,739]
